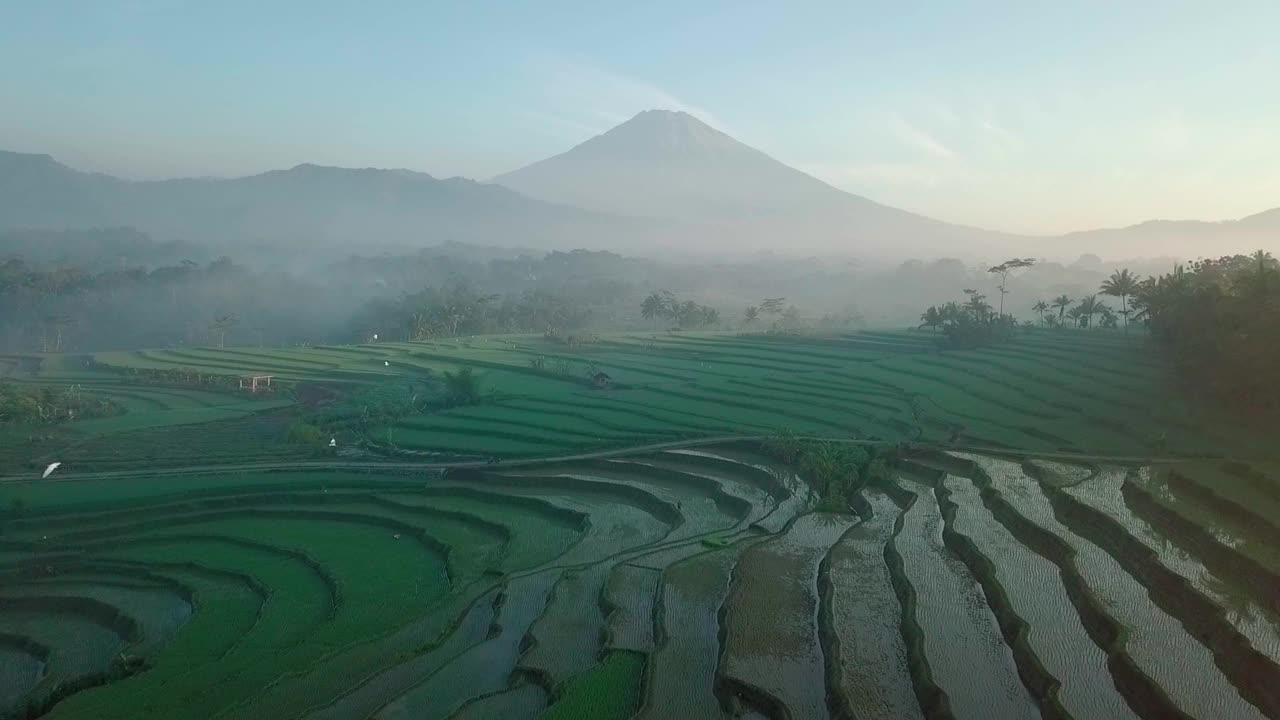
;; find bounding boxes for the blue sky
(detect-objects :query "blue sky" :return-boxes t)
[2,1,1278,233]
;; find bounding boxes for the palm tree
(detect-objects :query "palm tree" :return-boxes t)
[1051,295,1073,324]
[764,429,806,466]
[641,293,665,330]
[1077,294,1101,329]
[1065,306,1085,328]
[1131,268,1189,327]
[962,289,991,322]
[1100,268,1140,335]
[919,305,943,332]
[702,307,721,327]
[1032,300,1049,325]
[675,300,700,328]
[1248,250,1276,296]
[661,291,678,322]
[743,305,759,327]
[940,301,963,328]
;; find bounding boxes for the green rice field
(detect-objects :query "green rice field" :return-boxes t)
[4,329,1280,718]
[2,329,1264,476]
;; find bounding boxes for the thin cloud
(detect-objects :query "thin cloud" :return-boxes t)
[591,109,631,126]
[518,110,608,140]
[977,113,1023,154]
[887,113,955,159]
[925,100,962,127]
[801,161,972,188]
[525,54,733,136]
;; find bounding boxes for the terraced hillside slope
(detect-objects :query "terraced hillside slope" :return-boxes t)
[4,448,1280,718]
[5,329,1280,719]
[2,329,1265,476]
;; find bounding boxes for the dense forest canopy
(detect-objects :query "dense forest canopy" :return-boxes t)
[1134,251,1280,415]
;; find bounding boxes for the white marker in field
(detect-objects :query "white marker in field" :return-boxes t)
[42,462,61,479]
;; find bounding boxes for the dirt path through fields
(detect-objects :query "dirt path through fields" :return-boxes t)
[0,434,1207,484]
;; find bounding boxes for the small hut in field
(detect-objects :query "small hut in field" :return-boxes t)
[238,375,274,393]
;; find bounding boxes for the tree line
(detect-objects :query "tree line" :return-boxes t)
[919,258,1142,345]
[0,254,329,352]
[640,291,721,330]
[918,250,1280,419]
[1025,269,1137,331]
[1129,251,1280,415]
[916,259,1031,347]
[0,244,695,351]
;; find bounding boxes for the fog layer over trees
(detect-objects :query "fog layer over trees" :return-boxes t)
[1,227,1182,354]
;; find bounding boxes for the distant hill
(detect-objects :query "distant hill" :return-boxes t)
[0,227,203,269]
[0,150,654,255]
[3,112,1277,260]
[1058,208,1280,259]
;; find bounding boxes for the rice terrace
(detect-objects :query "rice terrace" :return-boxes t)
[2,326,1279,720]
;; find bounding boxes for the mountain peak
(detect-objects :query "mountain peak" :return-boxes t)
[492,108,868,222]
[634,108,691,117]
[624,108,700,124]
[586,108,735,154]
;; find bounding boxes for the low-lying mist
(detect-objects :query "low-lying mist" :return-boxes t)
[0,227,1184,354]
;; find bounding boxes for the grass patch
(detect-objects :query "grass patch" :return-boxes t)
[538,650,646,720]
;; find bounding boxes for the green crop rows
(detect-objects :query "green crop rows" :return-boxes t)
[3,448,1280,718]
[4,329,1280,718]
[3,329,1262,473]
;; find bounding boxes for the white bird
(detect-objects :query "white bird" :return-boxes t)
[372,334,379,341]
[42,462,61,479]
[329,438,337,448]
[384,361,390,367]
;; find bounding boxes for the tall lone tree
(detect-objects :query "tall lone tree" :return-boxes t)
[42,314,75,352]
[759,298,786,317]
[987,258,1036,318]
[759,298,787,330]
[1100,268,1140,335]
[209,315,238,349]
